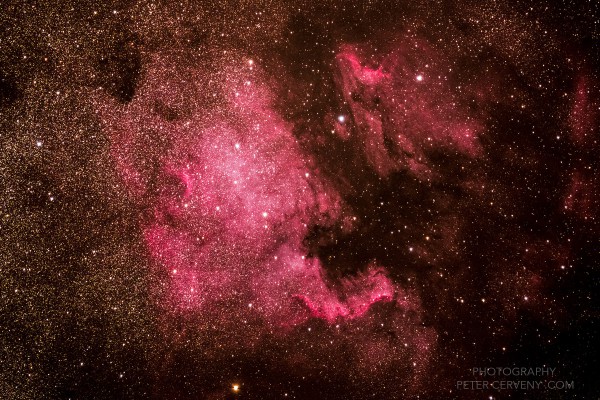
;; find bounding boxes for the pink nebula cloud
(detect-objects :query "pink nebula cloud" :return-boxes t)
[97,53,420,329]
[333,40,483,179]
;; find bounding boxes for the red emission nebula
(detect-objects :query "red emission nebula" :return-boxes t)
[0,1,598,399]
[98,49,438,390]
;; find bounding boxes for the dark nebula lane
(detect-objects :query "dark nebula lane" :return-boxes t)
[0,1,598,399]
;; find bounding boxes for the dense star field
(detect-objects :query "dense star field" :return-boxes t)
[0,0,598,399]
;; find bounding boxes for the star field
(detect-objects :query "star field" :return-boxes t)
[0,0,598,399]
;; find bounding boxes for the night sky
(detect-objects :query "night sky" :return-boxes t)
[0,0,598,399]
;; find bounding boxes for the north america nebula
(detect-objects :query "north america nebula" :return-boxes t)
[0,0,598,399]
